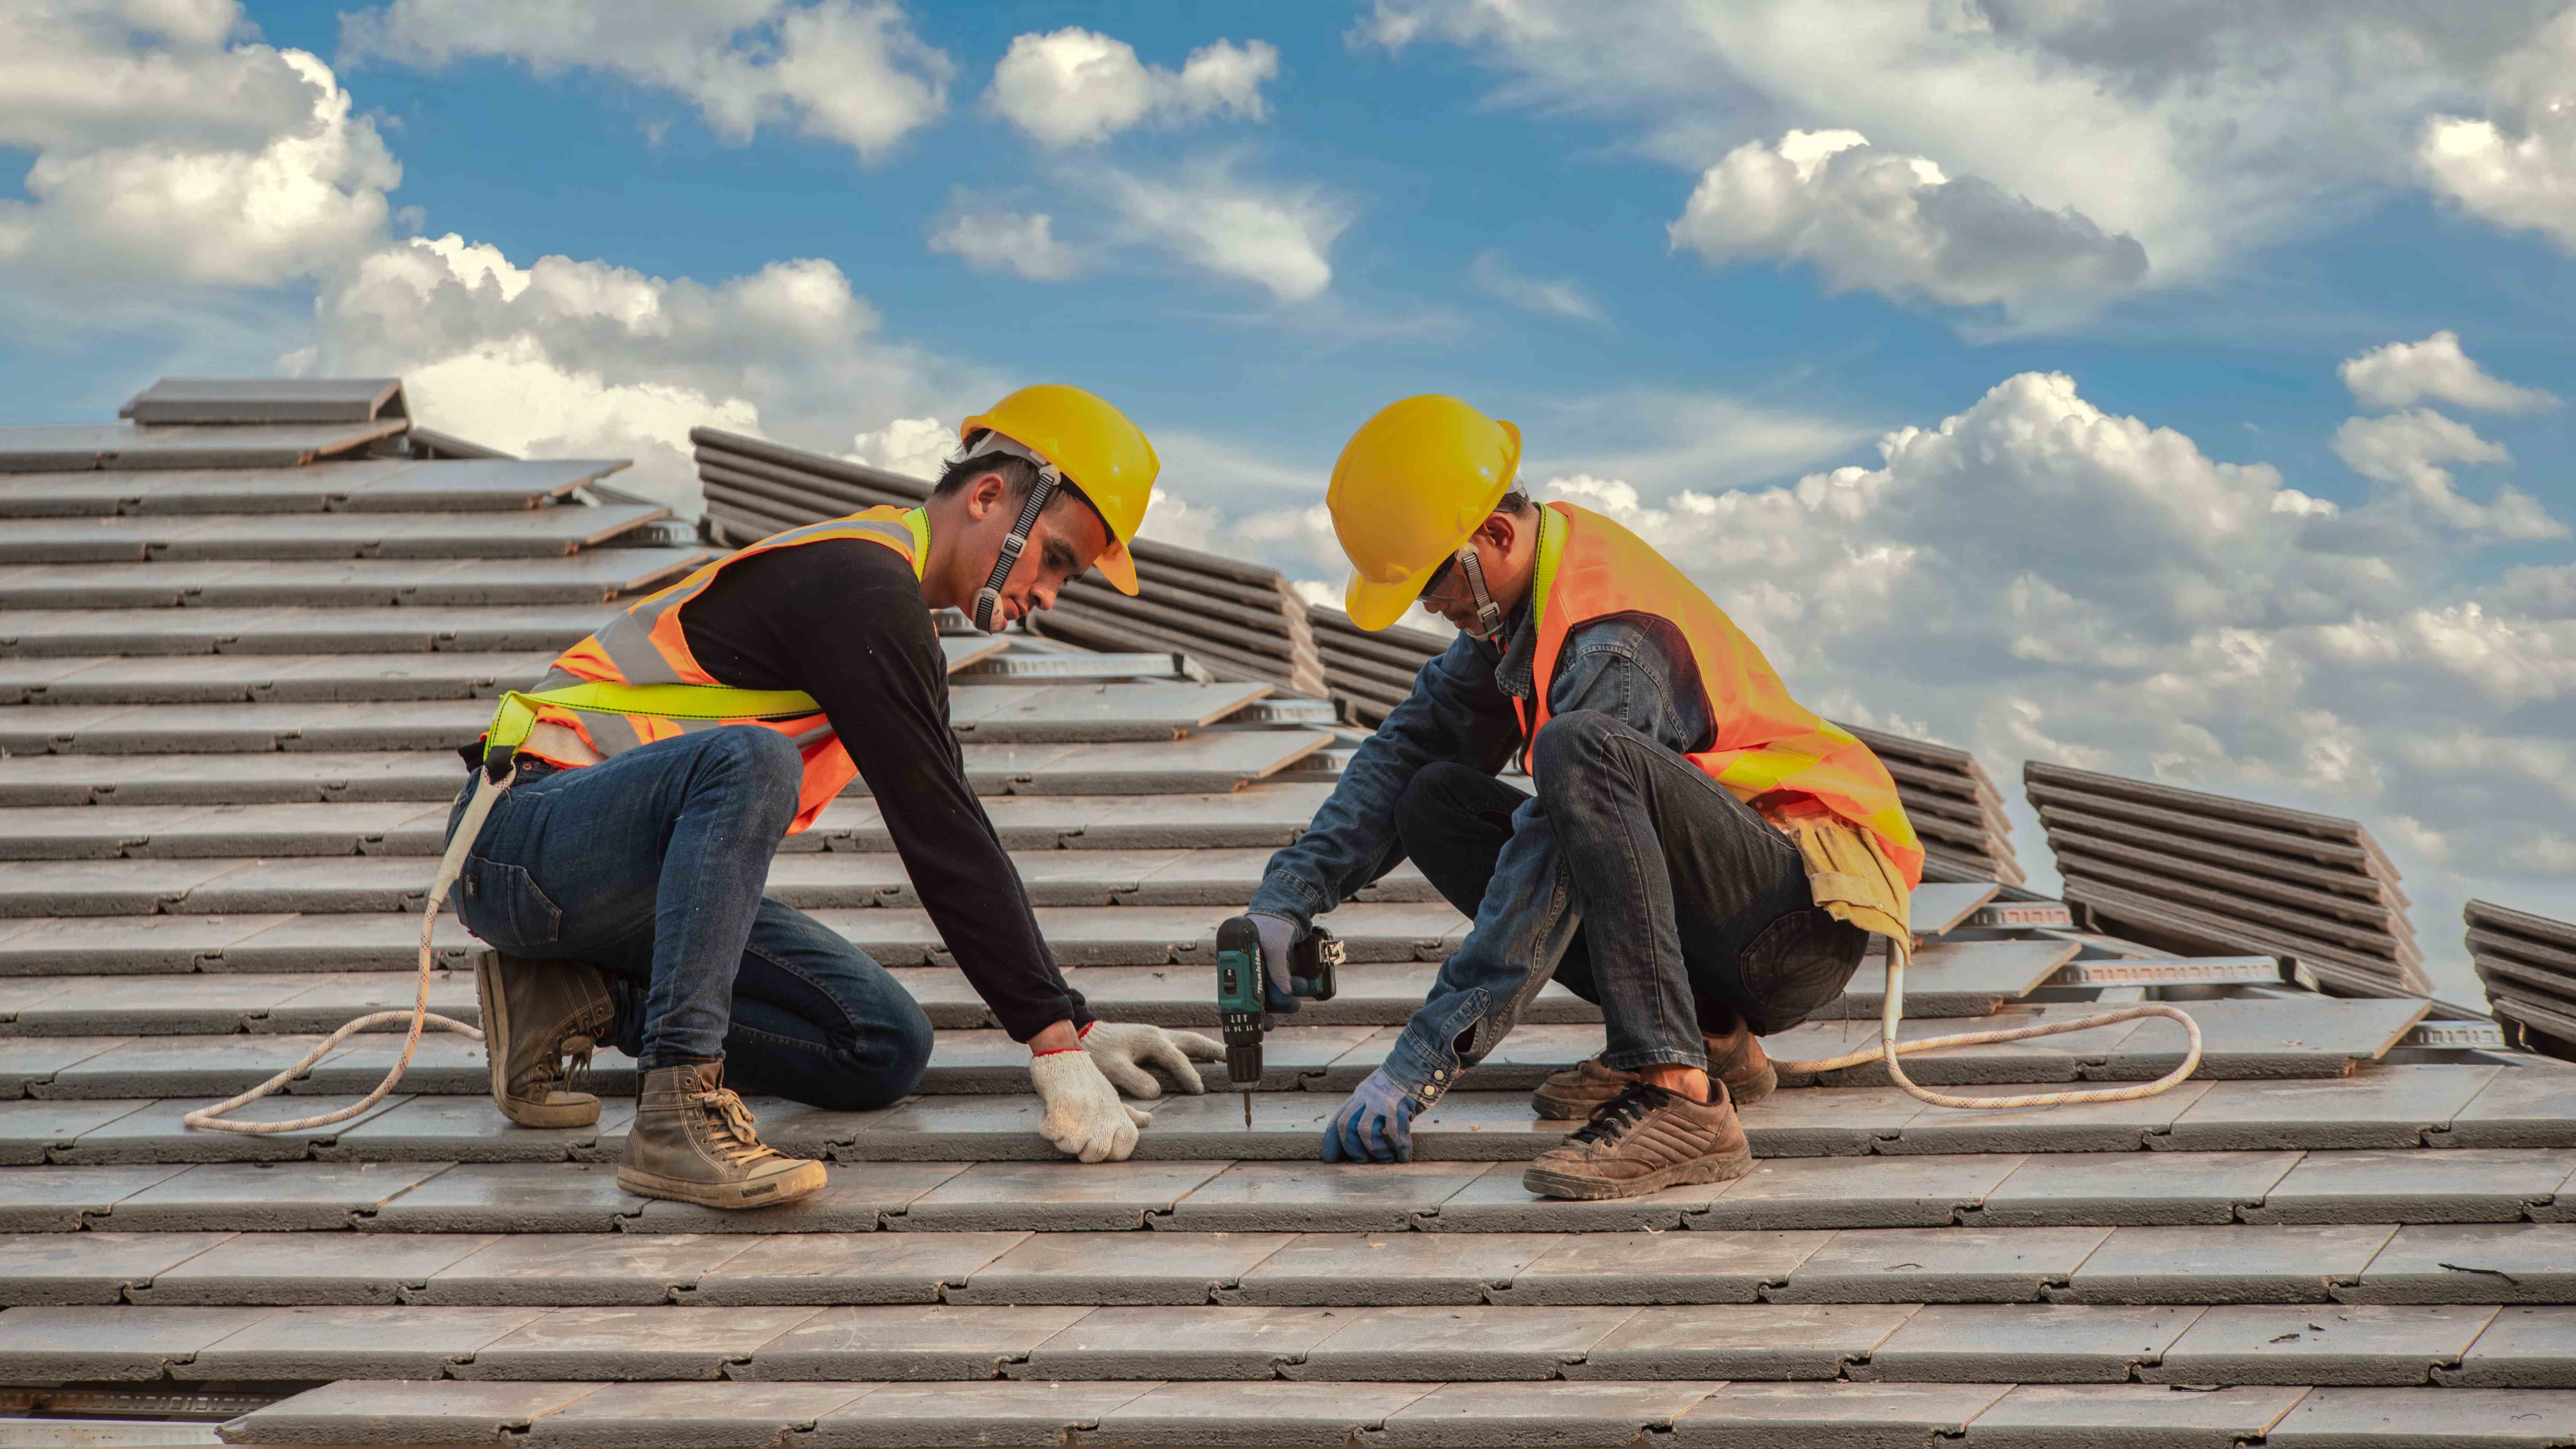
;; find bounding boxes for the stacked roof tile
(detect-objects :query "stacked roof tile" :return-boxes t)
[2468,899,2576,1062]
[0,383,2568,1447]
[2028,761,2430,999]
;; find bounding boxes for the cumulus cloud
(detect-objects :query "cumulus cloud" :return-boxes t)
[2331,409,2565,540]
[343,0,953,161]
[2342,329,2560,413]
[847,415,952,480]
[1358,0,2561,314]
[0,2,397,288]
[306,234,968,511]
[1469,250,1605,323]
[987,28,1277,147]
[2421,9,2576,251]
[1101,157,1347,302]
[1667,128,2146,317]
[927,210,1082,281]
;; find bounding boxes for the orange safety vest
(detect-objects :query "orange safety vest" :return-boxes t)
[1515,501,1926,889]
[506,505,929,835]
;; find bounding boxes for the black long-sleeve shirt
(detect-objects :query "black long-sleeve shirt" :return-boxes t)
[677,537,1090,1041]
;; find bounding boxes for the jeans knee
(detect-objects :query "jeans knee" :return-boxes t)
[805,1000,932,1112]
[1532,710,1620,793]
[707,726,805,822]
[887,1004,934,1091]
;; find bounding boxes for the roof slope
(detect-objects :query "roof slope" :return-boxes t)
[0,384,2569,1447]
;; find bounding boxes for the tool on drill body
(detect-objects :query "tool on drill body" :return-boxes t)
[1217,916,1342,1126]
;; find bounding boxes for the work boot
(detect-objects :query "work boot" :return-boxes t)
[619,1062,827,1210]
[476,953,617,1128]
[1530,1028,1777,1119]
[1522,1081,1754,1201]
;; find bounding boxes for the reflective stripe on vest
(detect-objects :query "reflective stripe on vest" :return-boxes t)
[1513,501,1926,889]
[485,505,930,835]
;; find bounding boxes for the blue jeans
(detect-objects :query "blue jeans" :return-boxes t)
[1393,712,1867,1072]
[442,727,933,1110]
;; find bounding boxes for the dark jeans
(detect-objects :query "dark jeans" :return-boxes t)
[1396,712,1865,1064]
[443,727,933,1110]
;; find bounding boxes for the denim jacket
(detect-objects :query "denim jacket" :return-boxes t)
[1248,601,1715,1109]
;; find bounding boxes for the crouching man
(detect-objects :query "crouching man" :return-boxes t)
[1241,396,1921,1200]
[444,386,1218,1209]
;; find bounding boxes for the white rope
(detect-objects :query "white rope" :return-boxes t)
[181,765,510,1134]
[1769,936,2206,1110]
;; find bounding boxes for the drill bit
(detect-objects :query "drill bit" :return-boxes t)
[1242,1089,1253,1127]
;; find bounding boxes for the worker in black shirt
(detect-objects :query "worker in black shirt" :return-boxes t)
[440,386,1219,1209]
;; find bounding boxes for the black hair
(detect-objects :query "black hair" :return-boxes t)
[931,447,1040,501]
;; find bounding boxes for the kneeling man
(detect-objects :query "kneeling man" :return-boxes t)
[446,386,1216,1209]
[1244,396,1921,1200]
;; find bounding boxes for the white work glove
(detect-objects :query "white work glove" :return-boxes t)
[1083,1020,1226,1099]
[1030,1049,1151,1162]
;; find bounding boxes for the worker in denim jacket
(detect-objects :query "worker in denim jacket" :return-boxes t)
[1245,396,1921,1201]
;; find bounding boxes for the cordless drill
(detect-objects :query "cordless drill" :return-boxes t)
[1216,916,1343,1126]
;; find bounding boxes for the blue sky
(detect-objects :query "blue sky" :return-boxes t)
[8,0,2576,996]
[10,0,2569,519]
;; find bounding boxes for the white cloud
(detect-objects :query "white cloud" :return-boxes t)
[0,4,397,287]
[987,28,1277,147]
[1358,1,2560,313]
[0,2,990,524]
[2422,10,2576,251]
[1101,157,1346,302]
[2340,330,2559,413]
[343,0,953,161]
[2331,408,2566,541]
[1479,367,2576,994]
[1469,250,1605,323]
[927,210,1082,281]
[307,234,972,511]
[848,415,951,481]
[1667,128,2147,318]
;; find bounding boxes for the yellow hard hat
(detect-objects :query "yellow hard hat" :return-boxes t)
[1328,395,1522,631]
[959,384,1158,595]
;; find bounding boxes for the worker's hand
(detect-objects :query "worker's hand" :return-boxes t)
[1322,1068,1422,1163]
[1082,1020,1224,1099]
[1248,910,1303,1013]
[1030,1048,1152,1162]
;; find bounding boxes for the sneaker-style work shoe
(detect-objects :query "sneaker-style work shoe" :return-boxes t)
[1528,1027,1778,1119]
[476,952,617,1128]
[619,1062,827,1210]
[1521,1081,1755,1201]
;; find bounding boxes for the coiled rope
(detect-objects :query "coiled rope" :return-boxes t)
[1769,936,2205,1110]
[181,766,509,1134]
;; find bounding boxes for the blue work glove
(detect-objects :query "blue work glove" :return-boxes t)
[1248,910,1303,1014]
[1323,1068,1422,1163]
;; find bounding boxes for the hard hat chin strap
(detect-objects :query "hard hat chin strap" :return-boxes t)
[973,474,1055,635]
[1454,543,1504,644]
[955,429,1066,636]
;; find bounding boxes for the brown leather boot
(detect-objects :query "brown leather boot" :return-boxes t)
[1530,1031,1778,1119]
[1704,1021,1778,1106]
[619,1062,826,1210]
[1522,1081,1754,1201]
[476,953,616,1128]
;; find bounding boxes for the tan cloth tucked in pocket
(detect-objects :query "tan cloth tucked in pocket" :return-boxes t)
[1755,795,1913,960]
